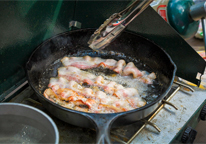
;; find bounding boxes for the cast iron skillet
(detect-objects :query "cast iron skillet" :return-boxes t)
[26,29,176,143]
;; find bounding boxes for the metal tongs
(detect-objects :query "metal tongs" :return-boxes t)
[88,0,153,50]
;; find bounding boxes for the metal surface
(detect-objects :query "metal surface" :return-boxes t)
[127,85,181,143]
[174,81,195,92]
[127,81,195,143]
[0,103,59,143]
[26,29,176,143]
[171,99,206,143]
[162,100,178,110]
[88,24,125,50]
[69,21,82,29]
[0,78,27,102]
[201,18,206,56]
[1,80,28,102]
[131,85,206,143]
[189,0,206,57]
[190,1,206,21]
[143,120,161,132]
[88,0,153,50]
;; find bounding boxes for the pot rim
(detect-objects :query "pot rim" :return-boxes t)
[0,103,59,144]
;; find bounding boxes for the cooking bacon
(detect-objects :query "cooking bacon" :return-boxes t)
[44,88,59,100]
[44,88,89,112]
[44,77,146,113]
[61,56,126,74]
[139,72,156,84]
[122,62,143,78]
[113,88,139,99]
[43,56,156,113]
[61,56,156,83]
[61,56,119,70]
[127,97,147,108]
[58,66,143,98]
[58,66,96,85]
[113,60,126,74]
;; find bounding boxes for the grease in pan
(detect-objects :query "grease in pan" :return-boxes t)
[44,56,156,113]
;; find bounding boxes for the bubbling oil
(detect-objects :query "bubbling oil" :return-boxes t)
[84,67,149,97]
[39,50,162,105]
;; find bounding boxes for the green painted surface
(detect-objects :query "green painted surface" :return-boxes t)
[0,1,75,95]
[0,1,205,97]
[167,0,199,39]
[74,1,131,29]
[0,0,132,95]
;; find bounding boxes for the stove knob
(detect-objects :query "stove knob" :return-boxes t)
[200,105,206,121]
[181,127,197,143]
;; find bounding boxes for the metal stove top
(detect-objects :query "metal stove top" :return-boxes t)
[7,80,206,143]
[133,84,206,143]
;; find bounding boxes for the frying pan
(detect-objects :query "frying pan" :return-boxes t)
[26,29,176,143]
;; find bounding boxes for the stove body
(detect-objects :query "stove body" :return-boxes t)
[0,1,206,143]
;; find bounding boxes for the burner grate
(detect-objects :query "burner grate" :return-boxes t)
[127,81,194,143]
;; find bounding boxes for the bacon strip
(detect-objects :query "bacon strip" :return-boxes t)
[61,56,99,69]
[61,56,156,83]
[61,56,126,74]
[122,62,143,78]
[127,97,147,108]
[139,72,157,84]
[113,60,126,74]
[43,56,156,113]
[48,77,97,99]
[44,88,89,112]
[58,66,141,98]
[113,88,139,99]
[44,88,60,100]
[45,77,146,113]
[58,66,96,85]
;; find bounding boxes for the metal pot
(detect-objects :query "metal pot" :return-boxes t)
[0,103,59,143]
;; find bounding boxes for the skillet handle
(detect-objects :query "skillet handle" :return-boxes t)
[86,114,121,144]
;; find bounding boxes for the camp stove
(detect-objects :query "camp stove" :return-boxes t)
[4,78,206,144]
[0,1,206,143]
